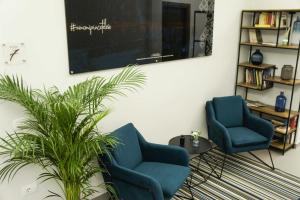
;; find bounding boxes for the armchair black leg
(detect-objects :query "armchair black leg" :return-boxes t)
[248,149,275,170]
[218,154,227,179]
[175,180,194,200]
[268,149,275,170]
[211,153,227,179]
[187,182,194,200]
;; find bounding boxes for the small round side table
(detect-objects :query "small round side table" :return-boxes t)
[169,135,220,184]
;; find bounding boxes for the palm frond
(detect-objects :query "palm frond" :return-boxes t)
[64,65,146,114]
[43,190,63,199]
[0,75,49,128]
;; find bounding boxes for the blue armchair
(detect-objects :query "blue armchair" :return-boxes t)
[100,123,191,200]
[205,96,275,176]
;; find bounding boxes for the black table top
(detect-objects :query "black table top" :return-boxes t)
[169,135,212,155]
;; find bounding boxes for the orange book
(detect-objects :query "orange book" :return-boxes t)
[289,116,298,129]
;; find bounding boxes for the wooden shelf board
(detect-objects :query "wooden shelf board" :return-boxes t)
[243,9,300,13]
[241,42,276,48]
[264,76,300,86]
[275,128,297,135]
[238,62,276,69]
[270,141,293,150]
[242,26,287,30]
[249,104,299,119]
[277,44,299,49]
[240,42,299,50]
[237,82,264,90]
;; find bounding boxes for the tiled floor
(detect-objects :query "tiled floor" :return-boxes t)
[242,145,300,177]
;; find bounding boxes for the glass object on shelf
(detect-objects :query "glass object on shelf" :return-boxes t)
[281,65,294,80]
[275,91,287,112]
[281,28,290,45]
[291,16,300,46]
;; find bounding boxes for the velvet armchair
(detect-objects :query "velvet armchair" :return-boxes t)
[205,96,275,176]
[100,123,191,200]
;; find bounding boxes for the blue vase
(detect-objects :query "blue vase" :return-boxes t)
[275,91,287,112]
[251,49,263,65]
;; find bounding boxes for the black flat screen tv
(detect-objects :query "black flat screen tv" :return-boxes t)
[65,0,215,74]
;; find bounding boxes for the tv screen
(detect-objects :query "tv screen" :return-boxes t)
[65,0,215,74]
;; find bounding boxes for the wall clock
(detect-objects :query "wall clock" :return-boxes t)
[2,43,27,65]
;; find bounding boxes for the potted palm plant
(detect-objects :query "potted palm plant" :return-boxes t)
[0,67,145,200]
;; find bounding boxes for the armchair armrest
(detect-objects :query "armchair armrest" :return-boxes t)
[206,101,232,153]
[243,102,274,141]
[209,119,233,152]
[109,164,164,200]
[141,143,189,167]
[245,114,274,141]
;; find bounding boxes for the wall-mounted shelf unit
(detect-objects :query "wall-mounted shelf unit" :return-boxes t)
[235,9,300,155]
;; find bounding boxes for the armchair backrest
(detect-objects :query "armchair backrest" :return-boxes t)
[212,96,244,127]
[110,123,143,169]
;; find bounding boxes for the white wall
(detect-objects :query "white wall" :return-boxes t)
[0,0,252,199]
[249,0,300,10]
[240,0,300,144]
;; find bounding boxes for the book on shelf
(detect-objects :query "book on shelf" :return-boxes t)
[255,24,272,28]
[244,68,272,88]
[262,68,273,88]
[271,119,285,126]
[256,30,263,43]
[249,29,258,43]
[244,68,263,87]
[276,126,292,133]
[281,12,288,27]
[272,134,291,143]
[289,116,298,129]
[248,29,263,44]
[269,114,297,133]
[254,12,283,28]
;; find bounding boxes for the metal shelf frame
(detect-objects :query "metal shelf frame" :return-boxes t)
[234,10,300,155]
